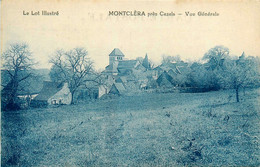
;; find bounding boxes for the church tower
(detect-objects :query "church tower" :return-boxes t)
[109,48,125,65]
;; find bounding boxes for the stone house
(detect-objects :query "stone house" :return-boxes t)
[31,81,72,107]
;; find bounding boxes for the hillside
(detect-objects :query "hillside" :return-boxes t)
[1,89,259,166]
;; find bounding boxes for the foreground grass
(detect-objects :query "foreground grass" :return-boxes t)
[2,89,260,166]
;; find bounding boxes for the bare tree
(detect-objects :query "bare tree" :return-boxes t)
[1,43,36,110]
[49,47,98,104]
[161,54,181,64]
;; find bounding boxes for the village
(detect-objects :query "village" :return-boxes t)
[25,48,194,108]
[1,45,259,166]
[0,45,255,110]
[1,42,258,111]
[2,1,260,166]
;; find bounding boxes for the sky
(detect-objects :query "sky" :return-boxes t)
[1,0,260,70]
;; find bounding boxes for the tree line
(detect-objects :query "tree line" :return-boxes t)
[162,46,259,102]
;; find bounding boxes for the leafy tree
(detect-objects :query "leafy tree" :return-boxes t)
[49,47,99,104]
[1,43,36,110]
[189,62,222,90]
[201,46,230,90]
[189,48,259,100]
[221,53,260,102]
[189,63,208,88]
[203,45,229,70]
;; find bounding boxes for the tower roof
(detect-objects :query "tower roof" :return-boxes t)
[109,48,124,57]
[142,53,150,69]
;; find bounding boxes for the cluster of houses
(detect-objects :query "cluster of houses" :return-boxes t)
[29,48,190,107]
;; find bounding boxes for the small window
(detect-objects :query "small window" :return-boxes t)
[52,99,57,105]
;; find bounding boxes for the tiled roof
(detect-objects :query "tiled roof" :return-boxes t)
[33,81,64,101]
[117,60,138,69]
[109,48,125,57]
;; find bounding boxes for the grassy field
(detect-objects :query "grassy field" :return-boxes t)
[1,89,260,166]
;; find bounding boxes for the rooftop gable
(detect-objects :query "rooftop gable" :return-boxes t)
[157,71,174,85]
[109,83,126,94]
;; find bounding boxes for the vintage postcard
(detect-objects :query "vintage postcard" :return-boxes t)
[1,0,260,166]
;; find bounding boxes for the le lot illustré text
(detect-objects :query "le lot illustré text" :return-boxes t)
[23,10,59,16]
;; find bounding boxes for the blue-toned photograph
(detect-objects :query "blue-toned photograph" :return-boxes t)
[1,1,260,166]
